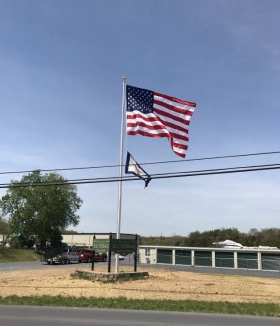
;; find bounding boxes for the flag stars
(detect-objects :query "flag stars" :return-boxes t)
[126,85,154,113]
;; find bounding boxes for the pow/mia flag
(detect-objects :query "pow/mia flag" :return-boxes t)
[125,151,151,188]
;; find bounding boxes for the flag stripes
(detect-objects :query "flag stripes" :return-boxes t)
[126,85,196,158]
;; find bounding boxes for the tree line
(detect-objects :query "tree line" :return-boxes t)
[139,228,280,248]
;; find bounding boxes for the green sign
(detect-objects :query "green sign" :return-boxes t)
[110,239,137,256]
[93,239,110,255]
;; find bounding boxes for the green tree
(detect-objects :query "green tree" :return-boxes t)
[139,227,280,248]
[0,170,83,248]
[0,217,8,233]
[0,216,10,247]
[258,228,280,248]
[63,230,78,234]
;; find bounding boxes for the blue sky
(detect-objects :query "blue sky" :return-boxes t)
[1,0,280,238]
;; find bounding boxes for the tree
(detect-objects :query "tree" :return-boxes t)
[0,170,83,248]
[0,217,8,233]
[0,216,10,247]
[63,230,78,234]
[259,228,280,248]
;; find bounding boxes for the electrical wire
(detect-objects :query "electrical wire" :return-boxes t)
[1,162,279,189]
[0,150,280,176]
[1,162,280,186]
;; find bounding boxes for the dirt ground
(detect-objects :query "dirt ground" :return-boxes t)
[0,265,280,303]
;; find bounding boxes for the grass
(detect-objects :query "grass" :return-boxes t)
[99,279,117,284]
[118,274,147,282]
[70,273,91,281]
[0,295,279,317]
[0,249,42,263]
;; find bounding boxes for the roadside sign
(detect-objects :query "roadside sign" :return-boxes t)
[110,239,137,256]
[92,239,110,255]
[92,233,138,272]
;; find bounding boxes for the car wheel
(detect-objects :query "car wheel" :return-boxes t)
[47,261,51,265]
[87,258,92,263]
[102,256,107,262]
[61,259,65,265]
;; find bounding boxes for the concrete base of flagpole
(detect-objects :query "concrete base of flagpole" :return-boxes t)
[75,270,149,281]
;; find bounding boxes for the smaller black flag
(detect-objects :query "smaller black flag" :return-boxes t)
[125,151,151,188]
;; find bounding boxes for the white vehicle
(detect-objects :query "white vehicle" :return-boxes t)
[213,240,243,249]
[45,247,81,265]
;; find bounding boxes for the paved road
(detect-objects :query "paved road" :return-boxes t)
[0,260,107,272]
[0,306,279,326]
[1,259,279,279]
[0,255,134,272]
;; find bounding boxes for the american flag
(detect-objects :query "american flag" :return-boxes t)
[126,85,196,158]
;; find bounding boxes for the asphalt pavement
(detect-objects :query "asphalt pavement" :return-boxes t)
[0,306,279,326]
[0,255,135,272]
[0,260,107,272]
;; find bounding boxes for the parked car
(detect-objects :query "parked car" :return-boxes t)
[78,249,107,263]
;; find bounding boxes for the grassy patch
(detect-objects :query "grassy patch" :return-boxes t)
[0,249,42,263]
[99,279,117,284]
[119,274,147,282]
[101,274,147,284]
[0,295,279,317]
[70,273,91,281]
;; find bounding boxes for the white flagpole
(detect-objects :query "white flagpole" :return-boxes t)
[115,76,126,273]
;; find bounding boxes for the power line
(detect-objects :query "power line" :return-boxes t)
[0,150,280,176]
[138,150,280,166]
[1,162,279,189]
